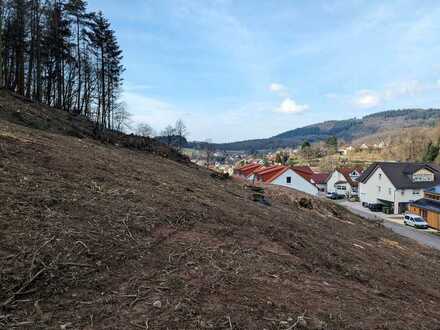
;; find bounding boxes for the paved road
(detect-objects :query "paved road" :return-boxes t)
[337,200,440,251]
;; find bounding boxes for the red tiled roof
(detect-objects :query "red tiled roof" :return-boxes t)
[253,165,279,175]
[255,165,290,183]
[336,167,363,187]
[291,166,314,174]
[235,163,262,177]
[289,166,316,184]
[252,164,330,188]
[311,173,330,184]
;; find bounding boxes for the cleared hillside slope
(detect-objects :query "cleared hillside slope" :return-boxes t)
[1,92,440,329]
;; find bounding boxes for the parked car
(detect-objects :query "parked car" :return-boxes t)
[368,203,383,212]
[404,214,429,229]
[326,192,344,200]
[362,202,369,208]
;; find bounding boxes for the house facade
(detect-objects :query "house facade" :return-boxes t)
[409,186,440,230]
[358,162,440,214]
[326,168,362,196]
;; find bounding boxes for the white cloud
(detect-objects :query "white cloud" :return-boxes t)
[275,98,309,114]
[330,80,440,109]
[353,90,381,108]
[269,83,288,96]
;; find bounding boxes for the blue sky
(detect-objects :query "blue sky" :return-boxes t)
[87,0,440,142]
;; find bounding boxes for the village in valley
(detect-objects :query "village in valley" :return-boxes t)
[191,135,440,236]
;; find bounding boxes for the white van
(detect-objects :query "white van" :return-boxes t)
[404,213,429,229]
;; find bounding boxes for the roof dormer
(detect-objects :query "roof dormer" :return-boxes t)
[412,168,434,183]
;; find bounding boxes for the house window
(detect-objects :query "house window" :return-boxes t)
[286,177,292,184]
[378,186,381,193]
[412,190,420,195]
[412,174,434,182]
[336,185,347,190]
[388,188,392,195]
[401,190,405,196]
[379,174,382,180]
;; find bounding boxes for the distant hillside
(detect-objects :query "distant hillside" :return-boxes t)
[211,109,440,151]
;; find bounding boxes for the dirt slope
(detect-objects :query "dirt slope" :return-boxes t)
[1,92,440,329]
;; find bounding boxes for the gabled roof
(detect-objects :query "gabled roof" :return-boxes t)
[358,162,440,189]
[254,165,322,188]
[255,165,290,183]
[291,166,314,174]
[311,172,330,184]
[235,163,262,177]
[253,165,279,175]
[292,166,314,183]
[333,167,363,188]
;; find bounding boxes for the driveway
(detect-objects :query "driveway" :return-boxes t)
[337,200,440,251]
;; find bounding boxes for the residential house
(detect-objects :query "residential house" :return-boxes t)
[358,162,440,214]
[254,165,319,196]
[409,186,440,230]
[327,168,363,197]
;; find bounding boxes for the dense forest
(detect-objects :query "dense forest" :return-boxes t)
[0,0,125,131]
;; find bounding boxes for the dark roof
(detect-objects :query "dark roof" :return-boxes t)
[426,185,440,195]
[358,162,440,189]
[410,198,440,213]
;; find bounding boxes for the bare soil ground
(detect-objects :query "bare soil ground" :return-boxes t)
[1,91,440,329]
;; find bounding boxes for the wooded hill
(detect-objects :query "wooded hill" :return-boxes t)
[0,0,125,132]
[209,108,440,151]
[2,90,440,329]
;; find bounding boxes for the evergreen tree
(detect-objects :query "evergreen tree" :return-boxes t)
[301,140,311,150]
[0,0,124,131]
[422,141,440,162]
[326,136,338,150]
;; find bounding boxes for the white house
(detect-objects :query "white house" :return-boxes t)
[326,168,362,197]
[255,165,319,196]
[358,162,440,214]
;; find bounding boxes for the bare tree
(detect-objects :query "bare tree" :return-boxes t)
[113,102,131,133]
[174,119,188,151]
[204,139,215,168]
[161,125,175,147]
[136,123,154,137]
